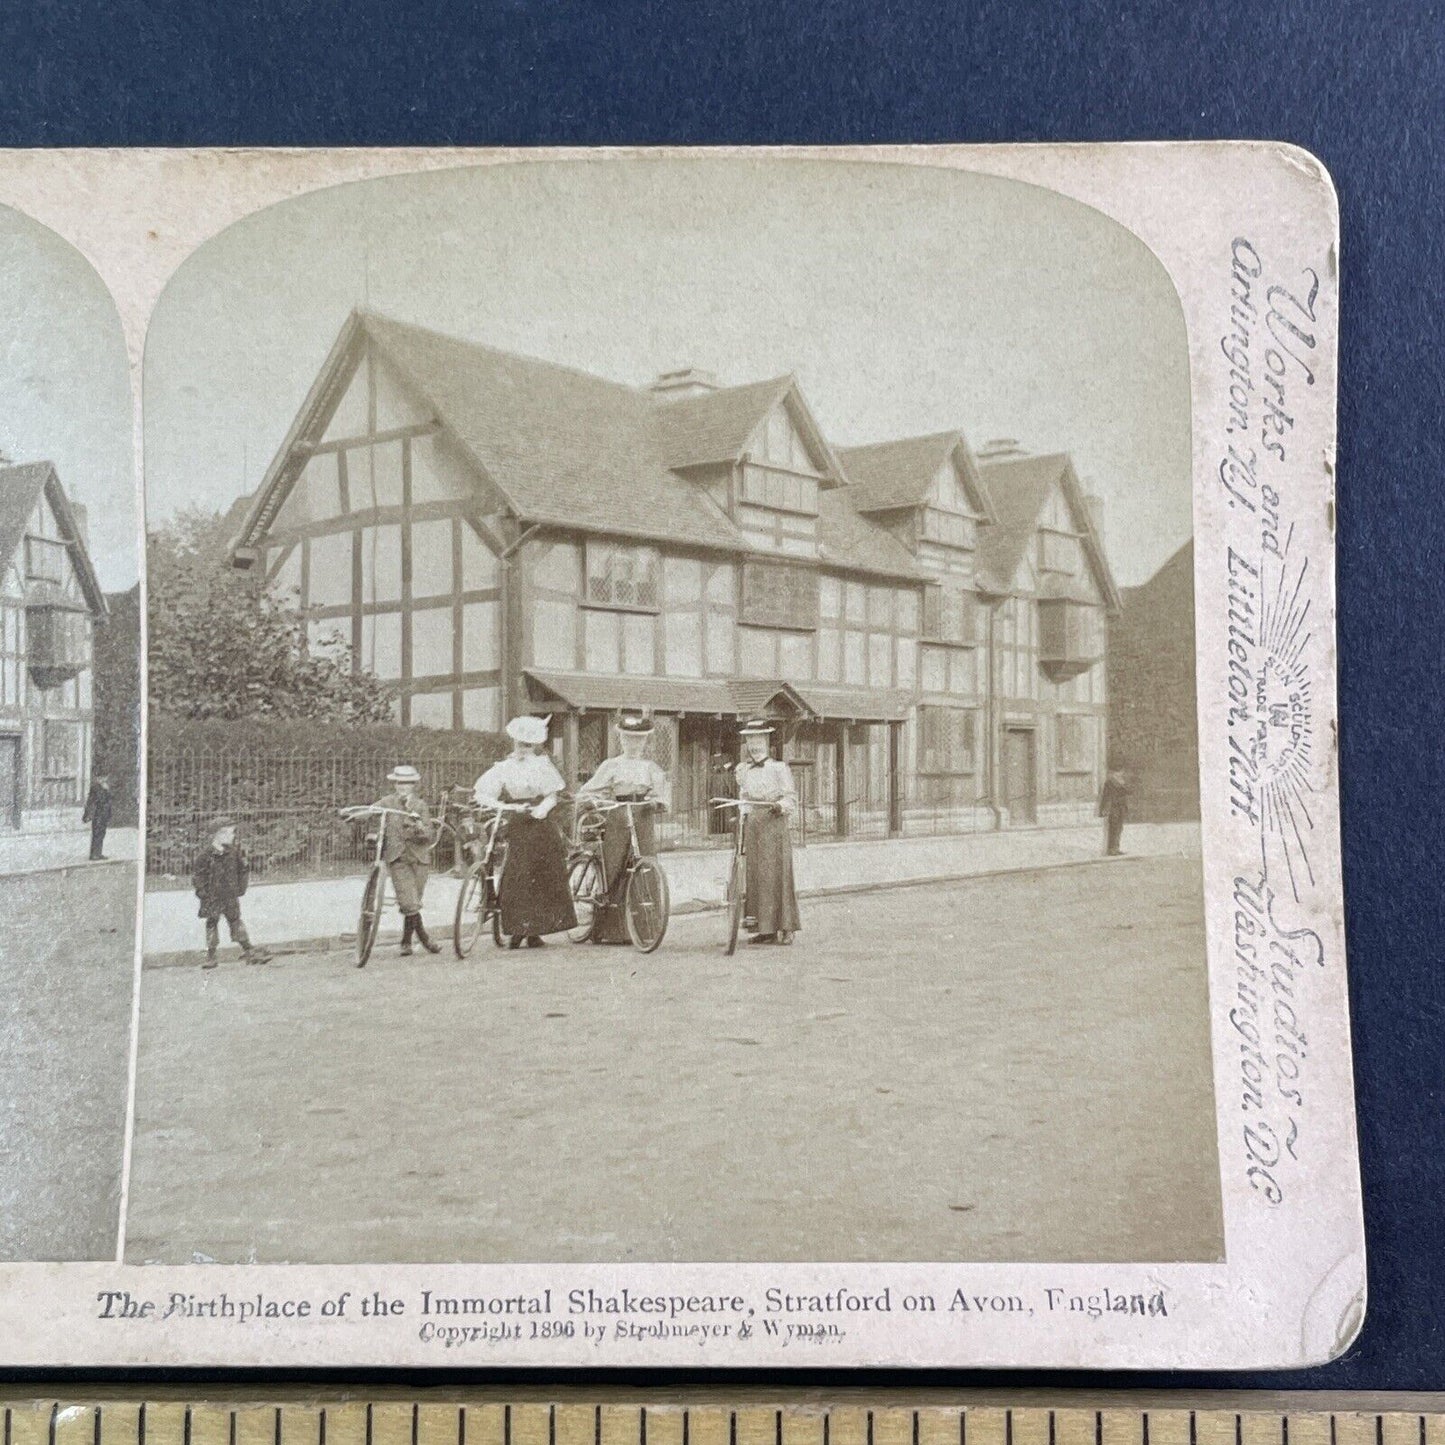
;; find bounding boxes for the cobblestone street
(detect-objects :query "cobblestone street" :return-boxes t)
[0,863,135,1260]
[125,855,1223,1266]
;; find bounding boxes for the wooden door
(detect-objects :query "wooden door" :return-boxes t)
[1003,726,1036,825]
[0,736,19,830]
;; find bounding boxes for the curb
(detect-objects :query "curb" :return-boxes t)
[140,849,1163,969]
[0,856,137,884]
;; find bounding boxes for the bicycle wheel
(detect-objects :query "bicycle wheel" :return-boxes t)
[453,866,485,958]
[625,857,670,954]
[487,842,508,948]
[356,865,384,968]
[566,851,603,944]
[724,847,744,957]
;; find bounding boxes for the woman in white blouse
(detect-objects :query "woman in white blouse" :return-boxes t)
[577,713,671,942]
[473,716,577,948]
[734,717,801,945]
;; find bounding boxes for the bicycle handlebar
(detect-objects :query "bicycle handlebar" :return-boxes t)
[339,804,428,822]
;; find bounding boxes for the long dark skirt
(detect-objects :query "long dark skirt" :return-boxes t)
[743,808,801,935]
[595,802,656,944]
[499,814,577,939]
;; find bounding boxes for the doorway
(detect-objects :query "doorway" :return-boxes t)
[1002,726,1036,826]
[0,735,20,830]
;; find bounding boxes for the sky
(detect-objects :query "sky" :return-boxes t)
[0,204,137,591]
[144,157,1192,587]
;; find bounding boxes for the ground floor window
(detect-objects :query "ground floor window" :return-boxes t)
[1055,712,1097,773]
[918,705,978,776]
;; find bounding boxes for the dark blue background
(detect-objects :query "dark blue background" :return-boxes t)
[1,0,1441,1392]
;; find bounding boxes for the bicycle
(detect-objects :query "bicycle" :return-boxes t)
[713,795,788,955]
[712,797,746,956]
[567,797,670,953]
[452,801,528,957]
[338,800,456,969]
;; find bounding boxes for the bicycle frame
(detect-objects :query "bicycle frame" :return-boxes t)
[576,796,653,890]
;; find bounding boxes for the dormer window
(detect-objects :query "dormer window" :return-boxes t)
[739,468,819,515]
[1038,528,1082,576]
[921,507,978,550]
[24,535,66,586]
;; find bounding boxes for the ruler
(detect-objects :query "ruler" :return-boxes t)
[1,1396,1443,1445]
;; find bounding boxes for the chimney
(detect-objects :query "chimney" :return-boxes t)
[649,367,721,400]
[977,437,1025,460]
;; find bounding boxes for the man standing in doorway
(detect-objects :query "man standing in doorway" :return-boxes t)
[82,773,112,860]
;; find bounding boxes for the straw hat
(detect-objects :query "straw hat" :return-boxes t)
[505,715,550,746]
[738,716,775,736]
[618,714,653,735]
[386,764,422,785]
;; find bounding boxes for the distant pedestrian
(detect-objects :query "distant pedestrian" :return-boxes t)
[474,715,576,948]
[82,773,112,860]
[1099,761,1134,857]
[735,717,801,945]
[193,817,270,968]
[375,764,441,956]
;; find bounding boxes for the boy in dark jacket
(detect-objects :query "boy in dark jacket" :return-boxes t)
[193,816,270,968]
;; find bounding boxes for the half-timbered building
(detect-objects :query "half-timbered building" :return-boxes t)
[0,461,108,832]
[230,310,1120,839]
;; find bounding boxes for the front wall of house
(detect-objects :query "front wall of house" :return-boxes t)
[0,491,96,829]
[247,337,1117,832]
[519,531,923,697]
[264,343,505,732]
[991,480,1109,825]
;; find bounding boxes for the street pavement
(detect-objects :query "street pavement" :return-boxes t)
[124,855,1223,1266]
[0,862,136,1260]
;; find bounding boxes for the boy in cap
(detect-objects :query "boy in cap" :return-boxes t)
[193,816,270,968]
[375,764,441,955]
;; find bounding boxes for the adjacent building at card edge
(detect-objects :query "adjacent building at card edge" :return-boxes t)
[0,460,108,832]
[229,309,1137,840]
[1107,539,1200,823]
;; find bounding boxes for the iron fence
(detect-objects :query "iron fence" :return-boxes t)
[146,744,501,883]
[149,743,1096,885]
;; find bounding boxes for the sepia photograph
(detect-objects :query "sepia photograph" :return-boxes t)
[0,200,140,1261]
[125,156,1220,1268]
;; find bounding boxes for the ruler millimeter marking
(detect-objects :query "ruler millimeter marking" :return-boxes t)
[2,1402,1444,1445]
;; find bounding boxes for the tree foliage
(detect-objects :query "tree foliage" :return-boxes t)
[147,508,395,723]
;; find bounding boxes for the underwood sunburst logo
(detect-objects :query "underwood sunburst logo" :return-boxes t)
[1257,523,1317,901]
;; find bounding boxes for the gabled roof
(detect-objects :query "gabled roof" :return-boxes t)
[0,461,108,619]
[524,670,818,720]
[361,313,743,550]
[837,430,994,519]
[817,487,927,581]
[654,375,793,470]
[236,311,926,579]
[975,451,1121,612]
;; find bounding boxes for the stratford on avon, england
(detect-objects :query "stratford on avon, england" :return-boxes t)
[227,309,1119,837]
